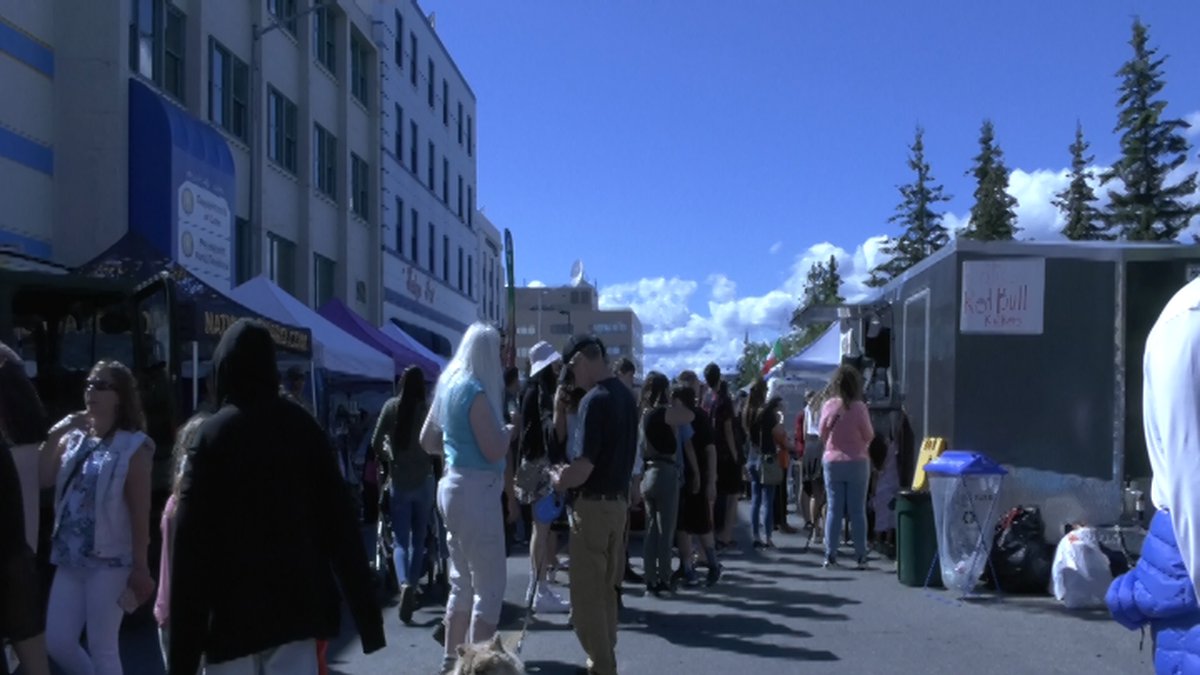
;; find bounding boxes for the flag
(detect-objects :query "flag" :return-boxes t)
[761,339,785,376]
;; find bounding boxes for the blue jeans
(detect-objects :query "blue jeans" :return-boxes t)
[390,475,436,586]
[823,459,870,562]
[749,463,776,542]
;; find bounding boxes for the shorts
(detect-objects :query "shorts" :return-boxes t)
[677,487,713,535]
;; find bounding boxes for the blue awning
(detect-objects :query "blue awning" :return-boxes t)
[128,79,236,291]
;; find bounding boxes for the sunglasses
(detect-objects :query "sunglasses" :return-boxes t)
[86,379,116,392]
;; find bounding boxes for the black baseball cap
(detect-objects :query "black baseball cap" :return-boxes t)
[562,334,606,365]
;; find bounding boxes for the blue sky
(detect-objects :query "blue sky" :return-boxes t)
[418,0,1200,373]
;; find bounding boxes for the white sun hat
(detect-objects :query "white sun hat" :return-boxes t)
[528,341,562,378]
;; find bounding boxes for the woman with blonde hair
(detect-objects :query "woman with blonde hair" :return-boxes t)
[42,360,155,675]
[420,323,517,674]
[819,366,875,569]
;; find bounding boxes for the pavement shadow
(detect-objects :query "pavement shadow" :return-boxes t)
[521,659,586,674]
[974,594,1117,623]
[635,607,838,662]
[671,578,858,622]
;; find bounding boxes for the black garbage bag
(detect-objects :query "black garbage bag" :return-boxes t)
[986,506,1054,594]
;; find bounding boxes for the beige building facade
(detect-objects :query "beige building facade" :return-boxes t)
[513,283,643,375]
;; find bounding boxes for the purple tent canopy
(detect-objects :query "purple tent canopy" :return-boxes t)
[318,299,441,381]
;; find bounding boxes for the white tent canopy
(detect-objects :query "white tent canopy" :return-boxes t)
[782,323,841,378]
[229,276,392,381]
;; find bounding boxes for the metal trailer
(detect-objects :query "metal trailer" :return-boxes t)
[803,239,1200,534]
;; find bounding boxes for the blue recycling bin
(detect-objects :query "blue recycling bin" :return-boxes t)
[925,452,1007,595]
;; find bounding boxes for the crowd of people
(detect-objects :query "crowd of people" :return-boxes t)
[0,314,916,675]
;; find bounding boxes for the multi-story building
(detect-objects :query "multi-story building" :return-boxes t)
[513,281,644,374]
[0,0,382,321]
[372,2,492,357]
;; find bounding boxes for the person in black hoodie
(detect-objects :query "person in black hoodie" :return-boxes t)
[169,319,385,675]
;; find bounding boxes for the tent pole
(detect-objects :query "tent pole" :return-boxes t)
[192,341,199,410]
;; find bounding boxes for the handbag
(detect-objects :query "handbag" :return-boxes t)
[514,455,551,505]
[759,453,784,486]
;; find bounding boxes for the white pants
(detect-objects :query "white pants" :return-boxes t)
[438,467,506,624]
[46,565,129,675]
[203,639,318,675]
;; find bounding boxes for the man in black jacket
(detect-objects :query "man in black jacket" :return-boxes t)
[170,320,385,674]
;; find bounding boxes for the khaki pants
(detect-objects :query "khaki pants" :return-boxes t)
[569,497,628,675]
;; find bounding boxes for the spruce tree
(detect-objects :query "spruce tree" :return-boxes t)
[867,127,952,288]
[1100,19,1198,241]
[961,120,1019,241]
[1053,122,1113,240]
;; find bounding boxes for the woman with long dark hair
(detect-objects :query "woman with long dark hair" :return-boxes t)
[42,360,155,675]
[639,372,692,596]
[373,366,435,624]
[819,365,876,569]
[0,341,51,675]
[745,380,787,549]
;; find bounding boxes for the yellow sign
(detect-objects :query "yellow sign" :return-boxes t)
[202,311,311,354]
[911,437,947,491]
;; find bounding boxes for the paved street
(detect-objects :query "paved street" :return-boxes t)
[105,502,1150,675]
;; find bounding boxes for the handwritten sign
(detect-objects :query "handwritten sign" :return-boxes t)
[960,258,1045,335]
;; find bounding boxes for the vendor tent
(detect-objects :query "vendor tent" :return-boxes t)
[230,276,391,382]
[382,319,449,370]
[782,323,841,378]
[318,299,441,381]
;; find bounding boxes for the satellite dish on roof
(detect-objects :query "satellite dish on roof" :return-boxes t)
[570,259,585,286]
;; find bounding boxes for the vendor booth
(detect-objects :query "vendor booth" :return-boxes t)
[319,298,441,382]
[382,319,450,370]
[806,239,1200,536]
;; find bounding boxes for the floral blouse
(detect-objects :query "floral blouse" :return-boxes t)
[51,438,130,569]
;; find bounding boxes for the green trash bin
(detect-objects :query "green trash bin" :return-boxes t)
[896,489,942,588]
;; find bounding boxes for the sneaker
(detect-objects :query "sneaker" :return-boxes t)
[752,540,766,550]
[855,557,871,570]
[706,564,722,587]
[765,540,775,549]
[398,583,417,624]
[535,587,571,614]
[822,559,839,569]
[432,620,446,646]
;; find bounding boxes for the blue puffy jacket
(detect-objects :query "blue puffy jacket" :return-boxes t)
[1108,510,1200,674]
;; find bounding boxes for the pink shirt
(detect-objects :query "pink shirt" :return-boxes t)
[154,494,177,627]
[819,398,874,463]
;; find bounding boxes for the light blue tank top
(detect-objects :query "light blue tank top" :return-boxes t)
[440,374,504,473]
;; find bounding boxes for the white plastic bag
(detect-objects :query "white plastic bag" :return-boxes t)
[1052,527,1113,609]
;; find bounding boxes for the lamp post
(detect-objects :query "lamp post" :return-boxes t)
[250,1,329,279]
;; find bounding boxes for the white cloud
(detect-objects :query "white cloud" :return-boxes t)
[1186,111,1200,138]
[527,280,546,288]
[607,153,1200,375]
[768,241,783,255]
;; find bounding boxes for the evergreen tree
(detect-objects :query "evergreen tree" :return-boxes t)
[867,127,951,288]
[961,120,1019,241]
[1052,122,1113,241]
[803,255,845,308]
[1100,19,1198,241]
[736,340,769,387]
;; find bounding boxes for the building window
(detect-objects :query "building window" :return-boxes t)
[314,6,336,73]
[441,157,449,204]
[409,33,417,85]
[234,217,253,285]
[457,102,463,144]
[517,346,529,359]
[394,11,403,67]
[467,186,474,227]
[516,325,535,336]
[442,80,449,126]
[409,121,418,173]
[313,253,335,308]
[267,0,297,36]
[427,58,435,107]
[132,0,186,103]
[467,115,473,157]
[427,142,435,188]
[457,174,463,217]
[267,232,296,296]
[549,323,572,335]
[395,198,404,254]
[457,247,464,291]
[208,39,248,141]
[351,34,369,106]
[427,224,435,271]
[443,235,450,282]
[410,209,419,262]
[351,153,369,219]
[314,124,337,200]
[267,87,297,173]
[393,105,403,159]
[467,254,474,298]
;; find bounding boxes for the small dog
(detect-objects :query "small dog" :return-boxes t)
[451,634,525,675]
